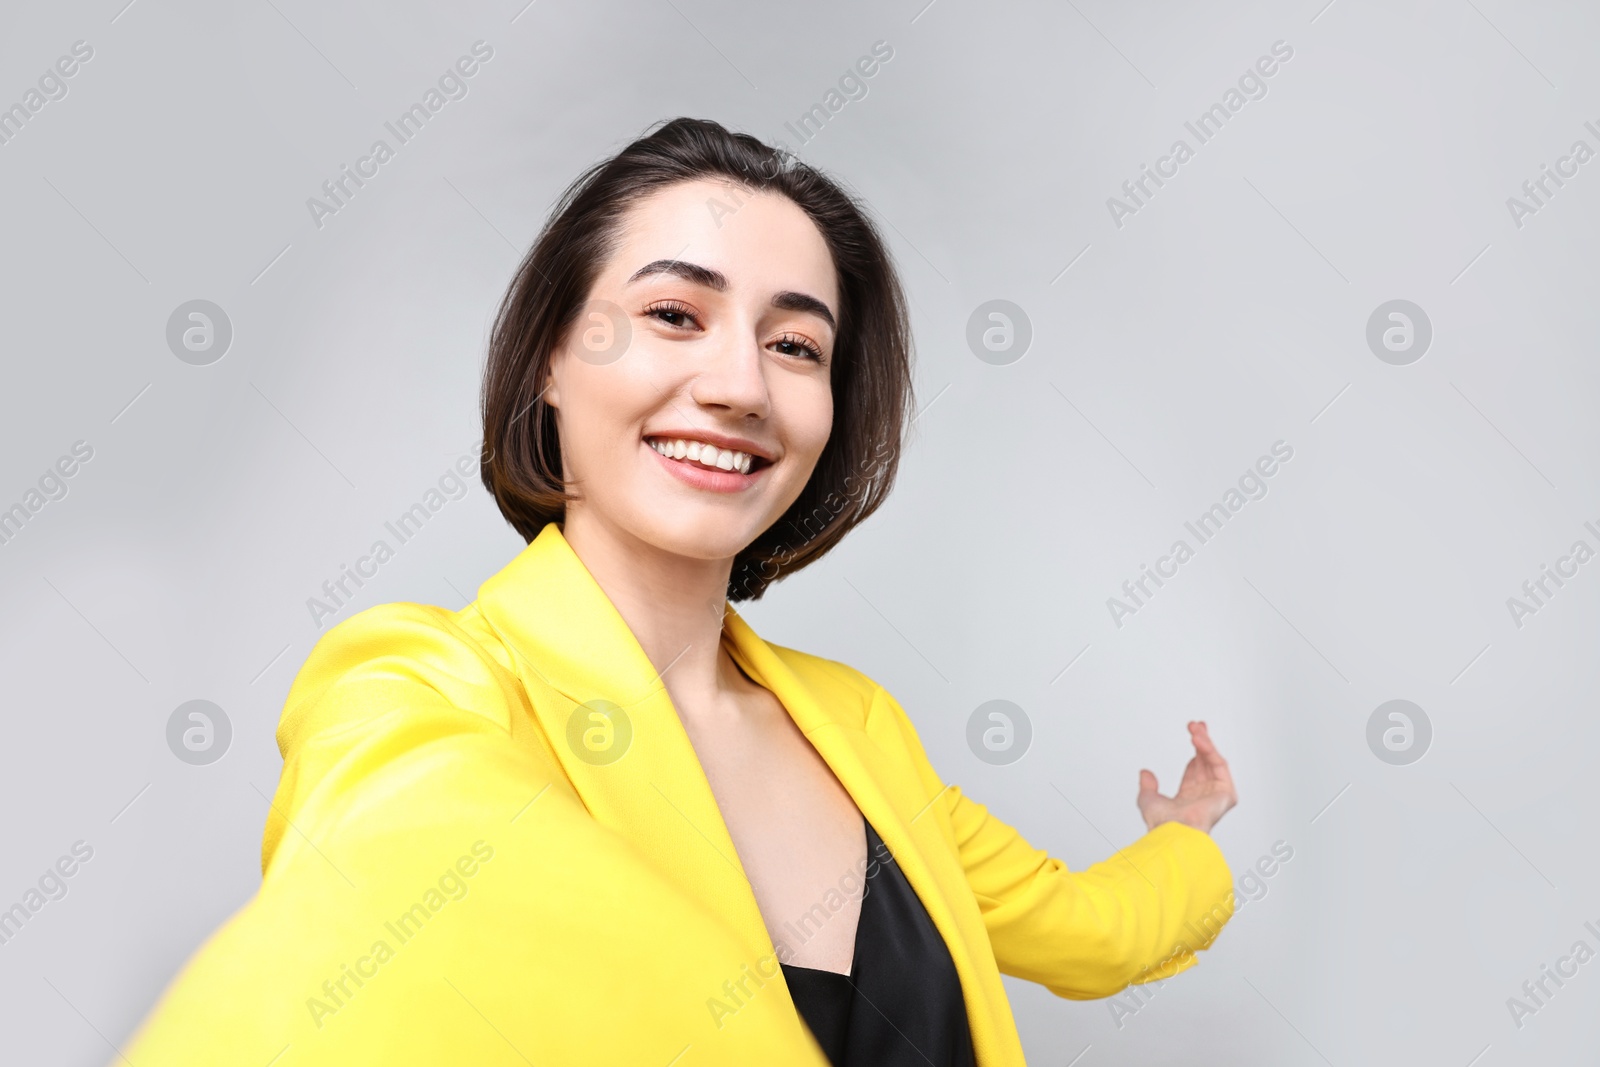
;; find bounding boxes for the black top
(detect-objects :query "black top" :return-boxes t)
[779,817,976,1067]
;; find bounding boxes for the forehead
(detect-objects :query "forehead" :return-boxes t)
[607,179,839,312]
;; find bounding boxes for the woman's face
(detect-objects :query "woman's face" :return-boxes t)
[545,178,838,567]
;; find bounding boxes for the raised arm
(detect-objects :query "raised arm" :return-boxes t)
[121,603,830,1067]
[877,687,1237,1000]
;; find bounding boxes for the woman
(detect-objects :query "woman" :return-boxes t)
[123,118,1237,1066]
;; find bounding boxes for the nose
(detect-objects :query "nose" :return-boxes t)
[688,323,770,420]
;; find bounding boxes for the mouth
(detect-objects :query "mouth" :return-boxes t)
[644,435,773,476]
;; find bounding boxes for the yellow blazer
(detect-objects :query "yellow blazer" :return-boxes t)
[123,522,1235,1066]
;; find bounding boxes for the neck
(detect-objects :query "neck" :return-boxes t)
[560,508,742,714]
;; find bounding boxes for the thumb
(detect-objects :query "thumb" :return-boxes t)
[1137,768,1159,804]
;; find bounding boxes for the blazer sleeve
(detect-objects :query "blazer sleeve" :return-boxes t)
[873,684,1236,1001]
[120,603,830,1067]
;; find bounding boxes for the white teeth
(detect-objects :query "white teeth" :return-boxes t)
[648,437,758,475]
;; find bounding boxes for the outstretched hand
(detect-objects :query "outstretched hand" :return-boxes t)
[1136,721,1236,834]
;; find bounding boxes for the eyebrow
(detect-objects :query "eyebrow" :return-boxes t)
[627,259,837,331]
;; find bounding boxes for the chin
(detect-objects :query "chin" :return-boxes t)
[624,504,767,564]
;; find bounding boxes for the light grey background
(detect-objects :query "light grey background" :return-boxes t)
[2,0,1596,1063]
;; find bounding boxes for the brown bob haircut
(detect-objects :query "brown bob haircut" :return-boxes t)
[479,117,915,601]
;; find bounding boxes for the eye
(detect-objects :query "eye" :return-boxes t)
[643,300,699,330]
[773,332,825,363]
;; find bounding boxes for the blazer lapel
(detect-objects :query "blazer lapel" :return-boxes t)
[475,523,777,962]
[474,523,998,1043]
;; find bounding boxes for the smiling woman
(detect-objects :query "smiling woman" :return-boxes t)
[479,120,912,604]
[120,118,1238,1067]
[534,186,841,558]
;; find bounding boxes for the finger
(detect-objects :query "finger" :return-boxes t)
[1191,721,1229,767]
[1136,769,1162,820]
[1177,755,1208,791]
[1186,726,1237,796]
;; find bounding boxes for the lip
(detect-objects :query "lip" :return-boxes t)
[645,439,768,493]
[643,428,776,464]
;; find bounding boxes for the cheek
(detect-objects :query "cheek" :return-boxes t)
[556,369,644,477]
[792,382,834,463]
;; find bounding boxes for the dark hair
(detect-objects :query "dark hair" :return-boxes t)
[480,117,914,601]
